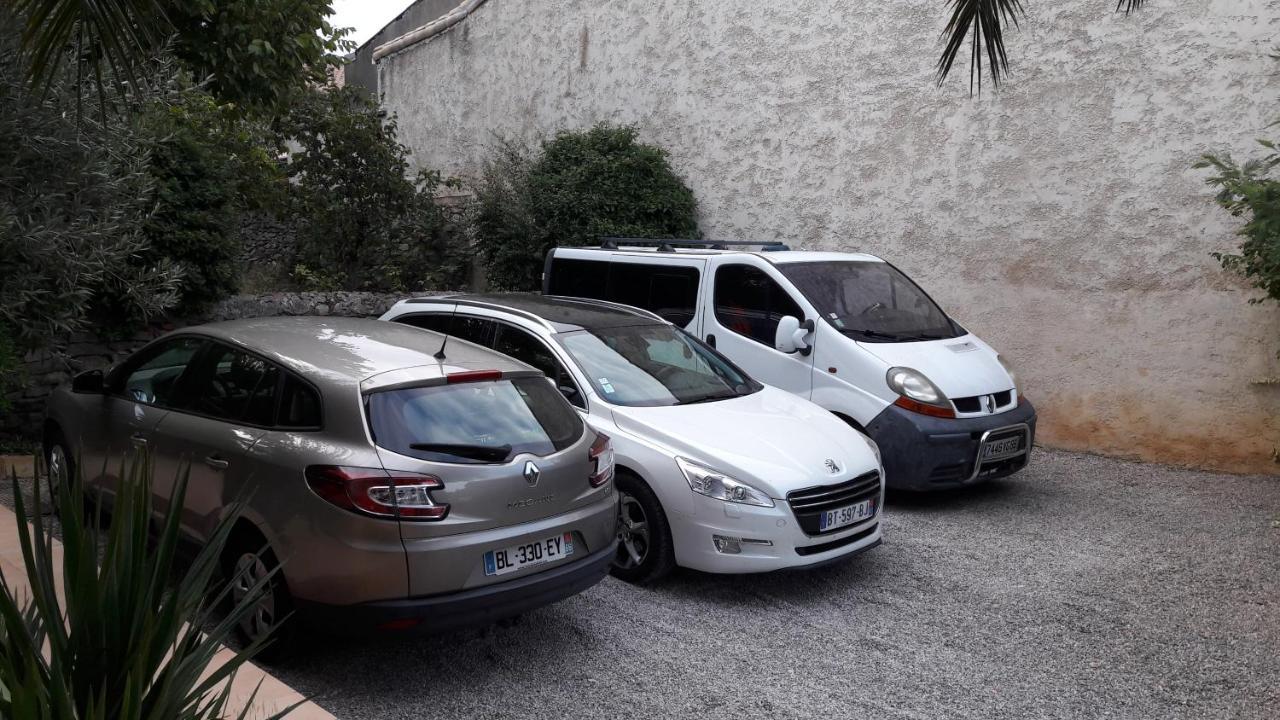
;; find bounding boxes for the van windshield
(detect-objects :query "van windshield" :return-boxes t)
[559,324,760,407]
[778,261,963,342]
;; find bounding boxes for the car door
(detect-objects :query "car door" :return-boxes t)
[701,259,816,397]
[149,341,274,541]
[491,322,588,410]
[90,336,208,497]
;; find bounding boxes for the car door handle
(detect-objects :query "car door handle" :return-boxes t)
[705,333,716,348]
[203,455,230,471]
[130,433,149,448]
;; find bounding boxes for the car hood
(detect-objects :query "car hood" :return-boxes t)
[854,333,1014,398]
[609,386,879,498]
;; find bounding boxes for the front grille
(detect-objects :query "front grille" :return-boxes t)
[787,471,880,536]
[952,389,1016,415]
[795,523,878,556]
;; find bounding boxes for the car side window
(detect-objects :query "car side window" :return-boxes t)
[713,264,804,347]
[118,337,207,408]
[608,263,701,327]
[278,374,322,428]
[492,325,586,409]
[395,313,497,347]
[548,258,608,299]
[181,344,280,425]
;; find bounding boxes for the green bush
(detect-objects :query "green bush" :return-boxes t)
[471,124,700,290]
[282,86,468,292]
[0,454,289,719]
[1198,142,1280,305]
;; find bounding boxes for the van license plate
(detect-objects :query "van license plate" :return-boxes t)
[981,435,1023,461]
[819,498,877,532]
[483,532,575,577]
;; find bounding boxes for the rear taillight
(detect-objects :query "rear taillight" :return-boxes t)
[589,433,614,488]
[305,466,448,521]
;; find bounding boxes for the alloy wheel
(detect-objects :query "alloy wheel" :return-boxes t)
[231,552,276,643]
[616,492,651,570]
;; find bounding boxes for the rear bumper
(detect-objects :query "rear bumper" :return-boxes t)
[865,399,1037,491]
[295,540,617,635]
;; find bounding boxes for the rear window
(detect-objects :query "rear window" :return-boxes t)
[366,377,583,464]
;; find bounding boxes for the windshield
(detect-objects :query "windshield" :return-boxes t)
[367,377,582,464]
[779,261,963,342]
[558,325,760,407]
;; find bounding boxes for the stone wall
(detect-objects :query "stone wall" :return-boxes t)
[376,0,1280,474]
[0,292,429,443]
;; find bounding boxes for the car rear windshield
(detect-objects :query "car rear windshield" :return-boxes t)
[366,377,582,464]
[778,261,964,342]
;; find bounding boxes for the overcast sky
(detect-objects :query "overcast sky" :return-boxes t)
[331,0,413,47]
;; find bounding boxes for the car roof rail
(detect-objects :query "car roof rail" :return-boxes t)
[595,237,791,252]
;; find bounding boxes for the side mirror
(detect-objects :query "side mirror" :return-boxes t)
[71,369,105,394]
[775,316,815,356]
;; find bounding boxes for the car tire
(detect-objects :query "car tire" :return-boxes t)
[42,433,74,519]
[224,533,295,662]
[610,472,676,585]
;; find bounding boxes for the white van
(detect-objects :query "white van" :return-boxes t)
[543,241,1036,491]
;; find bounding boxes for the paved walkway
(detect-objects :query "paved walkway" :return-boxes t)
[0,503,334,720]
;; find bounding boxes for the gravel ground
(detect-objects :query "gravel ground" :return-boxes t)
[262,448,1279,720]
[5,449,1277,718]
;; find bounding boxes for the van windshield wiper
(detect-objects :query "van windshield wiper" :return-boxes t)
[409,442,512,462]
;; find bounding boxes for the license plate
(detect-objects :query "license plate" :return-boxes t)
[819,498,877,532]
[483,532,575,577]
[981,434,1023,461]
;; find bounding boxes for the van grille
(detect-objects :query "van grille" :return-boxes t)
[952,390,1014,415]
[787,471,881,535]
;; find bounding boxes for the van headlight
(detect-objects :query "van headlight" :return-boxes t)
[676,457,774,507]
[997,354,1018,391]
[886,367,947,405]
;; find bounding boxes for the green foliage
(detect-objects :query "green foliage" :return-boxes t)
[0,324,17,413]
[14,0,351,118]
[0,454,291,719]
[0,25,182,352]
[1197,142,1280,304]
[168,0,353,116]
[472,124,700,290]
[281,86,467,292]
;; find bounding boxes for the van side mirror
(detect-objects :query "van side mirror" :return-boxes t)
[775,316,815,356]
[71,369,105,394]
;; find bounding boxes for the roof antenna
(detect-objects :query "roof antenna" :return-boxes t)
[434,305,459,360]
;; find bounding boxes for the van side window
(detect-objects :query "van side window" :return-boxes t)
[608,263,701,327]
[713,264,803,347]
[493,325,586,409]
[548,258,608,299]
[395,313,497,347]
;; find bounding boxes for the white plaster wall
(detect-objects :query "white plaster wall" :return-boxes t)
[380,0,1280,473]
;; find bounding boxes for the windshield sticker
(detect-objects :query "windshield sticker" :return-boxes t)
[829,313,845,328]
[599,378,616,394]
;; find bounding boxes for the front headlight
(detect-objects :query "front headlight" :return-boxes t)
[997,354,1018,391]
[676,457,775,507]
[886,367,947,406]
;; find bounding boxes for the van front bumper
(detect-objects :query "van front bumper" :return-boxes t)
[865,399,1037,491]
[294,541,616,636]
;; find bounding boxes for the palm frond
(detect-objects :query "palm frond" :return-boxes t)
[936,0,1026,95]
[1116,0,1147,14]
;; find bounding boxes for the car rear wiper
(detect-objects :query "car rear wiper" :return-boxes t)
[408,442,512,462]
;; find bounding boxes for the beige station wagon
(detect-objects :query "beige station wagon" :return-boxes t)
[43,317,618,650]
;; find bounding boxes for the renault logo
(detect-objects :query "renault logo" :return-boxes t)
[523,461,541,487]
[824,459,840,474]
[981,395,995,413]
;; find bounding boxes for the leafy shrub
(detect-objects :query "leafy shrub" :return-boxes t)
[0,454,288,719]
[282,86,467,292]
[472,124,700,290]
[1198,142,1280,305]
[0,24,182,353]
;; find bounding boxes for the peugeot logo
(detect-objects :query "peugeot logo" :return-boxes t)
[824,459,841,475]
[523,461,541,487]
